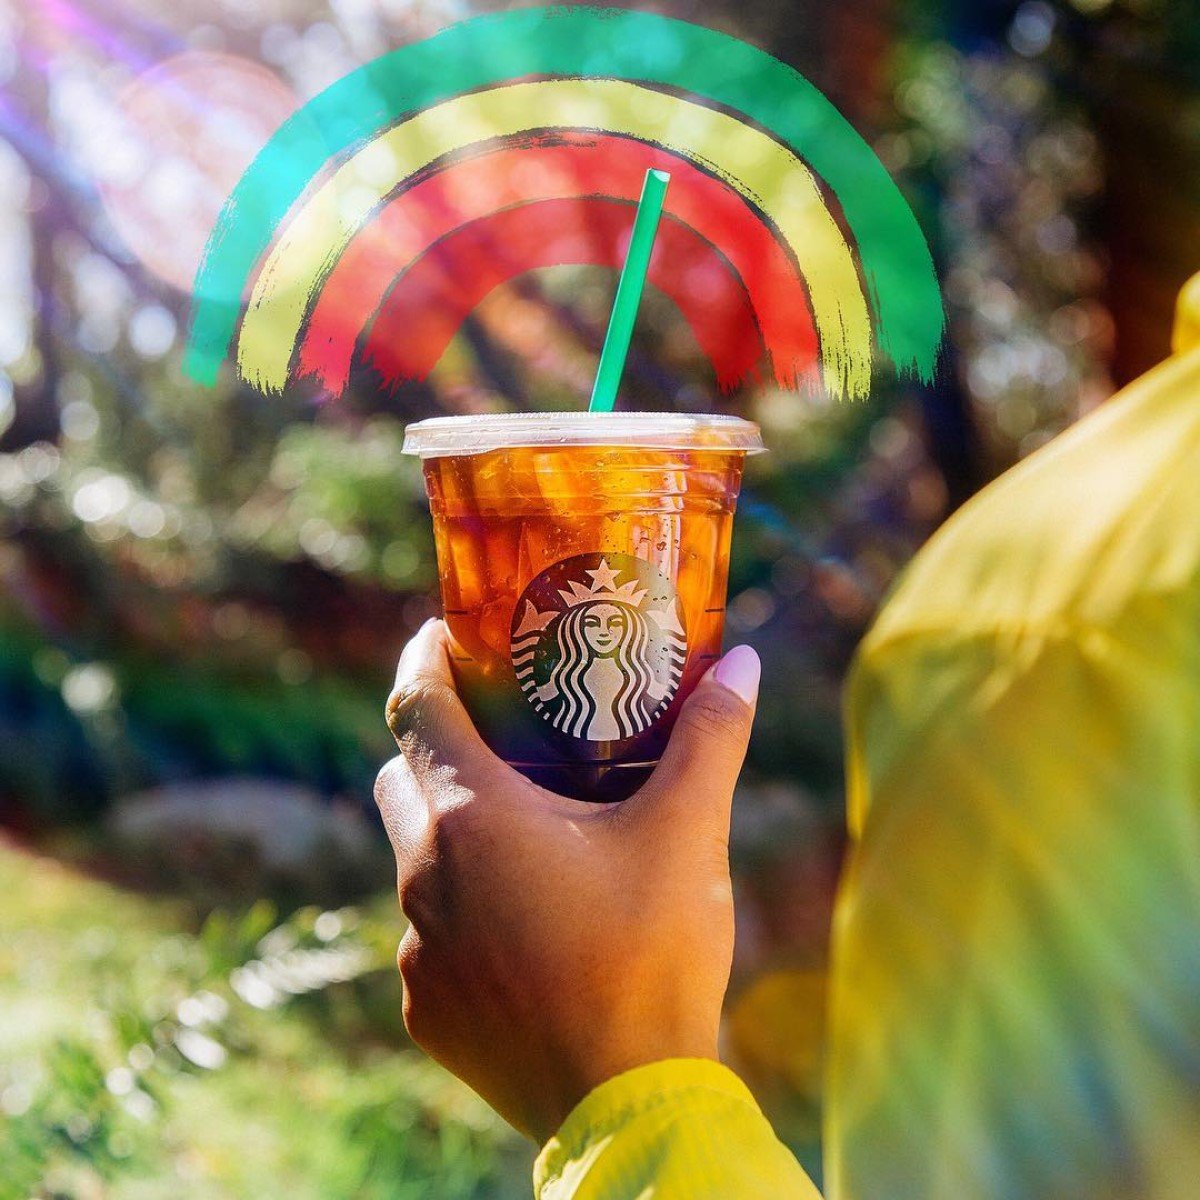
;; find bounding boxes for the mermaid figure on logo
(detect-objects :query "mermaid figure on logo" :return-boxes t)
[511,555,687,744]
[536,600,667,741]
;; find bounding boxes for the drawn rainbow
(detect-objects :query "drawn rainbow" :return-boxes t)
[185,7,944,401]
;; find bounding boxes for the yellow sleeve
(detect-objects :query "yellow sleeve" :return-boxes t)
[533,1059,822,1199]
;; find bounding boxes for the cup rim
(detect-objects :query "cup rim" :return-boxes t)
[401,411,765,458]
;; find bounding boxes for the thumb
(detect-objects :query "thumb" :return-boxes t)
[627,644,760,833]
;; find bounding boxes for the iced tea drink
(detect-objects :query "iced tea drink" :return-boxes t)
[402,413,763,802]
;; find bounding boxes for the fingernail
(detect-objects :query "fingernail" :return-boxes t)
[711,645,761,707]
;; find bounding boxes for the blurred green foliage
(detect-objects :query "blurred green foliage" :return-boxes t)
[0,840,531,1200]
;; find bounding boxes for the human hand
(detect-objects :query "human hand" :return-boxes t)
[374,619,760,1143]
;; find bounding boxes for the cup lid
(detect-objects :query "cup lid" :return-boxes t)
[401,411,765,458]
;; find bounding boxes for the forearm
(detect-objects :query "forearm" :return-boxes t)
[535,1059,822,1199]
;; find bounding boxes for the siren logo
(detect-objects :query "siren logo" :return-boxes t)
[511,554,687,743]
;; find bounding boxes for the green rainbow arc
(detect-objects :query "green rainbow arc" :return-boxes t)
[185,6,943,390]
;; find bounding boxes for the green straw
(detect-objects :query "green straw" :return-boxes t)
[589,168,671,413]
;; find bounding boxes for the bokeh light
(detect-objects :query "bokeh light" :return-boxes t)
[98,53,299,292]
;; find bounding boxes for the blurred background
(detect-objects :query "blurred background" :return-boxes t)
[1,0,1197,1196]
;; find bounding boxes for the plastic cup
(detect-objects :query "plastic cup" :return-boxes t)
[402,412,764,802]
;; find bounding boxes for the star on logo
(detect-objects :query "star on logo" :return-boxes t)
[556,556,648,609]
[585,559,623,593]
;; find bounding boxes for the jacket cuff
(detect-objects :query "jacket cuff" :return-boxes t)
[533,1058,761,1194]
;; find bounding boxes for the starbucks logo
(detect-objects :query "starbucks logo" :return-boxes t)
[510,553,687,743]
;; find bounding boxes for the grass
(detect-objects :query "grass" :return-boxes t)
[0,835,533,1200]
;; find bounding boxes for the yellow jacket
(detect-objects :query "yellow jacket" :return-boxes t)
[535,278,1200,1199]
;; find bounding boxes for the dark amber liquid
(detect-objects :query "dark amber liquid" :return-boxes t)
[421,444,746,801]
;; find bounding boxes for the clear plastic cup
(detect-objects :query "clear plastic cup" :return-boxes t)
[403,412,764,801]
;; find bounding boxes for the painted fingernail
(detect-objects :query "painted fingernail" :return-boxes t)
[712,644,761,707]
